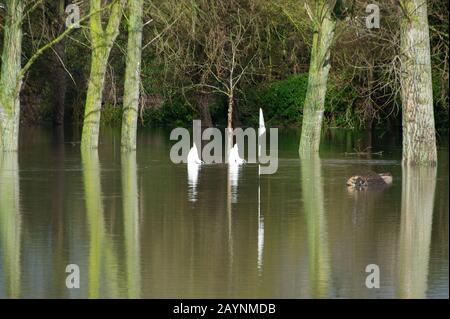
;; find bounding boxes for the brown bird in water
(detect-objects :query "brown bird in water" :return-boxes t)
[346,171,393,189]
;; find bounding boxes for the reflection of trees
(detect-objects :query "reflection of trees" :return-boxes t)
[300,156,330,298]
[81,150,118,298]
[0,153,21,298]
[51,127,66,296]
[398,165,436,298]
[325,160,399,297]
[121,151,141,298]
[139,162,232,297]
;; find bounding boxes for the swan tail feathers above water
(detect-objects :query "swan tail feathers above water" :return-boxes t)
[187,144,204,165]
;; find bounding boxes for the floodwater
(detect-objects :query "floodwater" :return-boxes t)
[0,127,448,299]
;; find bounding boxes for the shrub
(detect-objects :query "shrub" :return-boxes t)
[242,74,308,127]
[241,73,358,128]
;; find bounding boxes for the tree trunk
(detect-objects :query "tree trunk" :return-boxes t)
[52,37,67,125]
[121,0,143,151]
[0,109,20,152]
[232,96,242,128]
[0,0,23,152]
[81,0,124,150]
[52,0,67,126]
[299,1,336,158]
[197,94,212,127]
[400,0,437,165]
[81,47,110,149]
[227,94,234,151]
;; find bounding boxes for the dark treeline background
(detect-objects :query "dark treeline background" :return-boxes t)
[4,0,449,130]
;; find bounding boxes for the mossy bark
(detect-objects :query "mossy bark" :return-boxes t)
[81,46,109,149]
[400,0,437,165]
[299,1,336,158]
[0,0,23,152]
[81,0,124,150]
[121,0,144,151]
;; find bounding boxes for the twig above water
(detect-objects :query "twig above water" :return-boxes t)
[344,151,383,156]
[344,146,383,156]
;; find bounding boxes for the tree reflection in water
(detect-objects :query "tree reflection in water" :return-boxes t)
[0,153,21,298]
[300,155,330,298]
[398,165,436,298]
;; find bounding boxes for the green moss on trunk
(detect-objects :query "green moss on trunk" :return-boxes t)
[299,1,336,158]
[81,0,124,150]
[0,0,23,152]
[121,0,143,151]
[400,0,437,165]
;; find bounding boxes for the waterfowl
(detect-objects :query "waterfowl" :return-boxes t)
[346,171,393,188]
[187,144,203,165]
[259,108,266,136]
[228,143,246,165]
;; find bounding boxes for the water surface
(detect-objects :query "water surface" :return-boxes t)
[0,127,448,298]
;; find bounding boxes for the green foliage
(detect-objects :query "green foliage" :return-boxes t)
[324,80,359,128]
[100,105,123,127]
[140,97,194,127]
[432,74,449,130]
[100,98,196,128]
[139,59,195,127]
[8,0,447,135]
[241,74,359,128]
[242,74,308,127]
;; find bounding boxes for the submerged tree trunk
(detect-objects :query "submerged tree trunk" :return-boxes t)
[299,1,336,157]
[121,0,143,151]
[82,47,109,149]
[81,0,124,150]
[400,0,437,165]
[0,0,23,152]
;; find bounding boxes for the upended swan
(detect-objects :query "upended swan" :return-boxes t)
[187,142,245,164]
[187,144,203,165]
[228,143,246,165]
